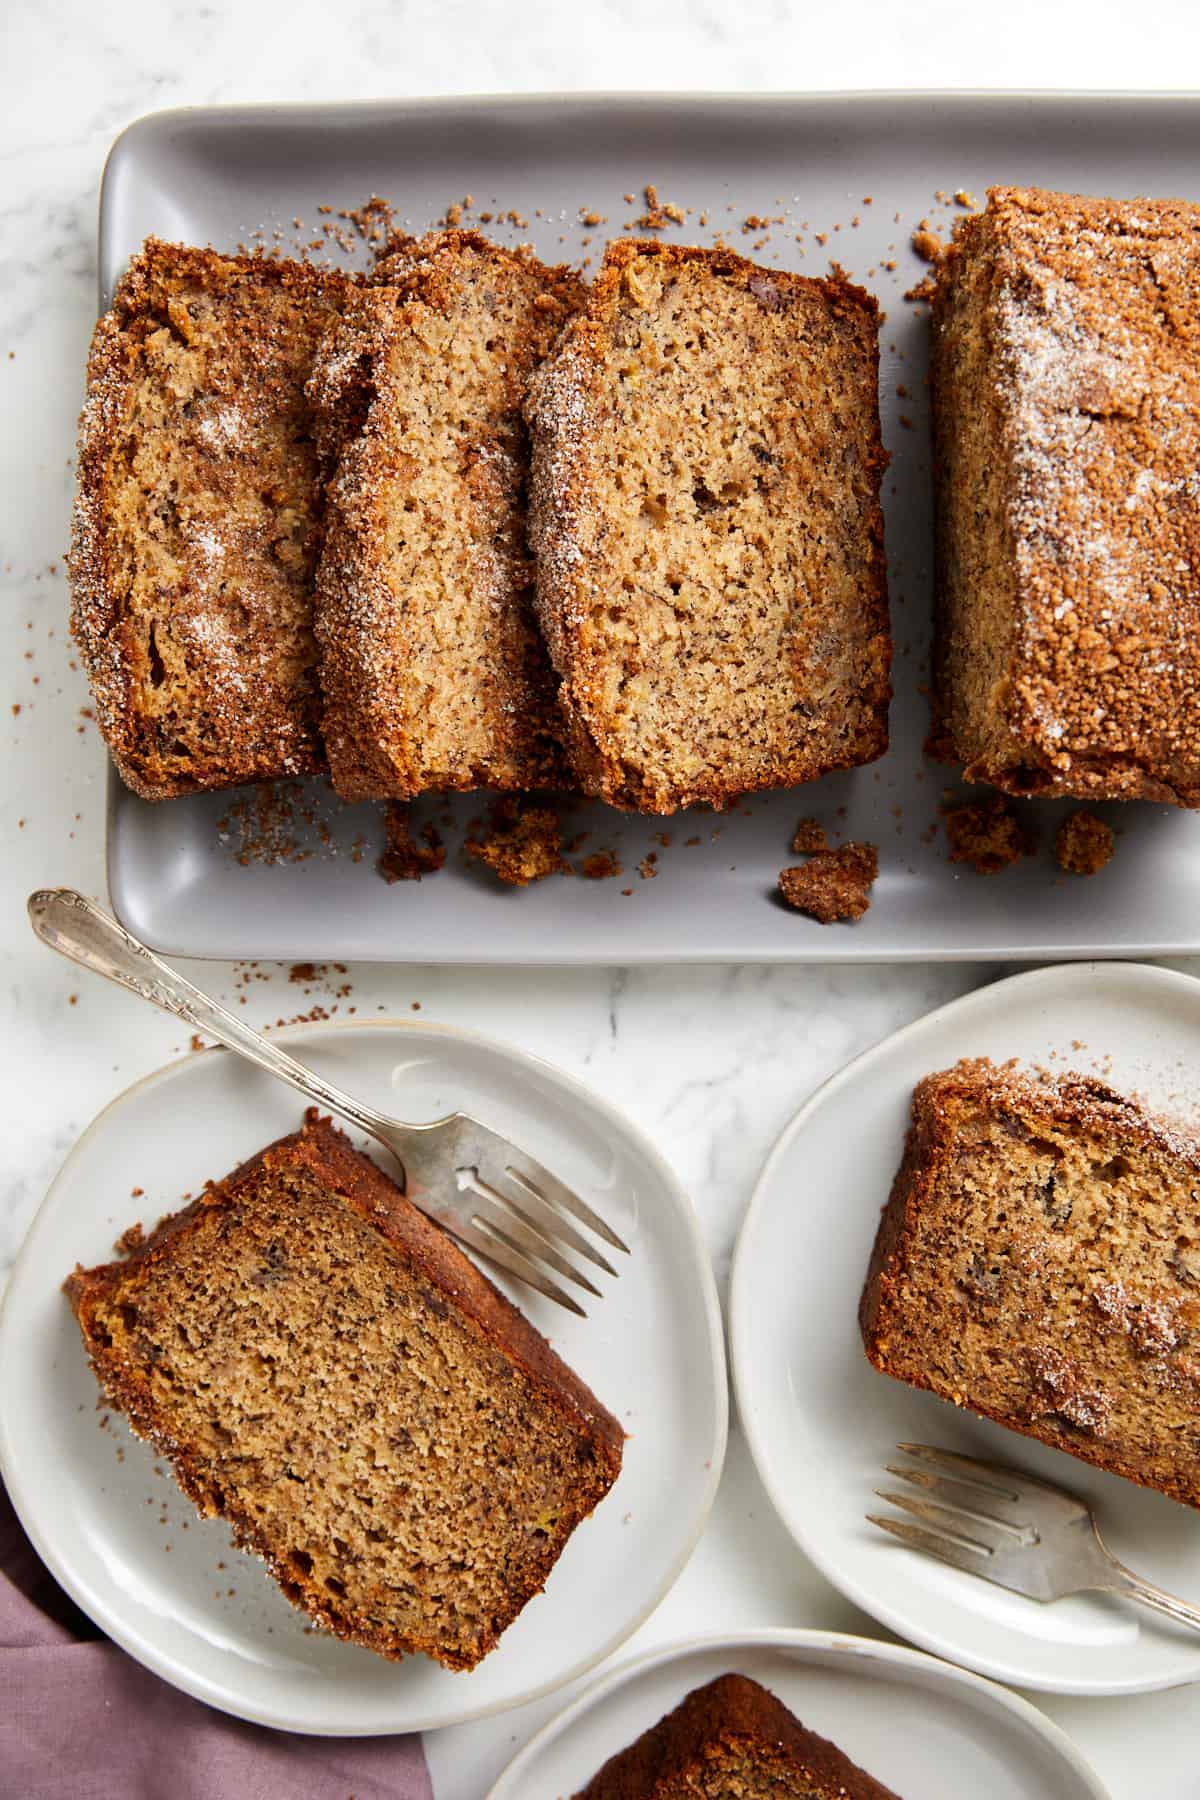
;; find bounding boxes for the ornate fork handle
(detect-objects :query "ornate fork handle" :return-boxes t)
[27,888,425,1149]
[1103,1554,1200,1634]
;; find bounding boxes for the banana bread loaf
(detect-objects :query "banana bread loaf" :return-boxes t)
[66,1111,623,1667]
[526,239,891,812]
[70,239,356,799]
[574,1672,902,1798]
[930,186,1200,804]
[309,230,582,800]
[860,1059,1200,1505]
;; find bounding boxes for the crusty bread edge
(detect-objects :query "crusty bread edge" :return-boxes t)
[66,1110,624,1668]
[526,237,892,812]
[68,239,355,800]
[859,1060,1200,1510]
[929,187,1200,806]
[309,232,584,801]
[573,1671,903,1799]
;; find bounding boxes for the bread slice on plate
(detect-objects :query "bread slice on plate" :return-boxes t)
[930,186,1200,804]
[526,239,892,812]
[309,230,582,801]
[70,238,356,799]
[574,1671,901,1798]
[66,1111,624,1668]
[861,1059,1200,1506]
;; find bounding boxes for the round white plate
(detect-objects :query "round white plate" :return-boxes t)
[488,1628,1107,1798]
[731,961,1200,1696]
[0,1020,726,1734]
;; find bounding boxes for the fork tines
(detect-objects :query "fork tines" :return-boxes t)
[867,1442,1043,1575]
[452,1147,629,1318]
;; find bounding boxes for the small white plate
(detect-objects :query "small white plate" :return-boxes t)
[731,961,1200,1696]
[0,1021,726,1734]
[487,1629,1107,1799]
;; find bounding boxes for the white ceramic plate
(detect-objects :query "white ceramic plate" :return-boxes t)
[103,93,1200,964]
[731,961,1200,1696]
[487,1629,1107,1799]
[0,1021,726,1734]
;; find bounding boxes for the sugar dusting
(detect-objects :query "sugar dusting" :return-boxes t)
[67,239,356,795]
[309,233,580,796]
[988,193,1200,777]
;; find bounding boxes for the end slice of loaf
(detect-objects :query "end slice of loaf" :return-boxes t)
[526,240,892,813]
[66,1111,623,1668]
[573,1672,902,1798]
[860,1060,1200,1506]
[308,231,582,801]
[70,238,356,799]
[930,186,1200,804]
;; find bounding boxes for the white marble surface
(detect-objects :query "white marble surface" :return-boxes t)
[5,2,1200,1794]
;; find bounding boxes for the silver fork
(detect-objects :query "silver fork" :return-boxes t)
[869,1442,1200,1632]
[28,887,628,1317]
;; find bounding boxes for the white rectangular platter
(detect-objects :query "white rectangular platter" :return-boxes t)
[102,92,1200,961]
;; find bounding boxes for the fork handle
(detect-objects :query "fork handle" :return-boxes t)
[1104,1562,1200,1635]
[28,888,400,1146]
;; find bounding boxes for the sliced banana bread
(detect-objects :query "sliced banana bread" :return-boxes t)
[70,239,357,799]
[309,230,582,801]
[574,1672,902,1799]
[861,1060,1200,1506]
[526,239,891,812]
[66,1111,623,1668]
[930,186,1200,804]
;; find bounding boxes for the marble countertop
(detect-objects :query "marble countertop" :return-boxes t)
[6,2,1200,1794]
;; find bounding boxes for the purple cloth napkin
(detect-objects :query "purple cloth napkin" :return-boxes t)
[1,1478,433,1800]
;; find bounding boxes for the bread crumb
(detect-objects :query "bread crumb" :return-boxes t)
[790,816,829,854]
[635,184,685,231]
[115,1221,146,1256]
[465,800,570,886]
[954,189,977,208]
[1055,810,1115,877]
[943,796,1031,874]
[778,842,878,923]
[580,850,623,880]
[379,803,446,883]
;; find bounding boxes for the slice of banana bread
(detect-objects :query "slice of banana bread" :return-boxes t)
[70,239,357,799]
[526,239,891,813]
[309,231,582,801]
[930,186,1200,804]
[66,1111,623,1668]
[860,1060,1200,1506]
[574,1672,902,1798]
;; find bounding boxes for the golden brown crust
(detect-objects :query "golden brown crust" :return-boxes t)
[1055,809,1115,876]
[941,795,1030,874]
[860,1060,1200,1508]
[464,797,572,885]
[574,1672,903,1799]
[931,187,1200,806]
[66,1111,623,1667]
[309,231,582,800]
[69,239,358,799]
[527,238,891,813]
[778,842,878,922]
